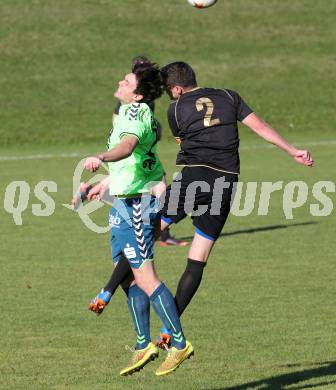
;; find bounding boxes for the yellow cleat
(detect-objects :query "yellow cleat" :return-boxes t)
[155,340,194,376]
[120,342,159,376]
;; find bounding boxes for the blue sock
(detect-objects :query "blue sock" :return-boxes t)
[127,285,151,350]
[149,283,186,349]
[160,324,172,337]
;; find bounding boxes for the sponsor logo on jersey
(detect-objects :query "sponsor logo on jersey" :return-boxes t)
[143,158,156,170]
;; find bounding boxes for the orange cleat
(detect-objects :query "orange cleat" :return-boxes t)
[156,333,172,351]
[88,289,112,315]
[159,237,189,247]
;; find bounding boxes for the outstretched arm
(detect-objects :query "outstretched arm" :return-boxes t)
[242,113,313,167]
[84,135,139,172]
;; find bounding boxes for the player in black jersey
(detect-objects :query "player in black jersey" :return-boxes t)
[155,61,313,348]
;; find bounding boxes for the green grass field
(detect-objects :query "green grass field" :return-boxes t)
[1,1,336,389]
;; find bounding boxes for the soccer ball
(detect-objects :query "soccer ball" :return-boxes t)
[187,0,217,8]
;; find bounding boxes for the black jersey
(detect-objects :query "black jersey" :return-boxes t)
[167,87,253,174]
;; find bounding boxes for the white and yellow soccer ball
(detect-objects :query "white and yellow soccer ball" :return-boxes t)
[187,0,217,8]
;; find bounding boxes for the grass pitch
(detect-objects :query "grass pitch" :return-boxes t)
[1,0,335,145]
[1,0,336,389]
[1,137,335,389]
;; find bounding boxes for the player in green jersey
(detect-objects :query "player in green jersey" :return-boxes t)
[113,56,188,248]
[82,62,194,376]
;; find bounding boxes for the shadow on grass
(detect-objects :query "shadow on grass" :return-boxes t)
[179,222,317,242]
[208,361,336,390]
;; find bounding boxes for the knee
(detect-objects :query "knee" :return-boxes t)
[133,274,160,297]
[135,283,151,296]
[132,275,148,295]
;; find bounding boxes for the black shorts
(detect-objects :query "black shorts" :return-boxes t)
[159,166,238,240]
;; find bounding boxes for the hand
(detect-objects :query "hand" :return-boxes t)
[89,289,112,315]
[293,149,314,167]
[71,182,92,210]
[87,181,108,201]
[84,157,101,172]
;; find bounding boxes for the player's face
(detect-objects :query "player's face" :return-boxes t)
[114,73,141,103]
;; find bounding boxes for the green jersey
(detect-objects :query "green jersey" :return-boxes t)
[106,102,164,196]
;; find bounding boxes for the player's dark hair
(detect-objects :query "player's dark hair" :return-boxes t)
[133,63,164,103]
[131,55,151,72]
[160,62,197,89]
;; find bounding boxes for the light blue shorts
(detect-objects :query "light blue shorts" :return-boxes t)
[109,195,159,269]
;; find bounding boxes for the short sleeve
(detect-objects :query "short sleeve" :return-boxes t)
[227,90,253,122]
[167,101,180,137]
[119,103,146,142]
